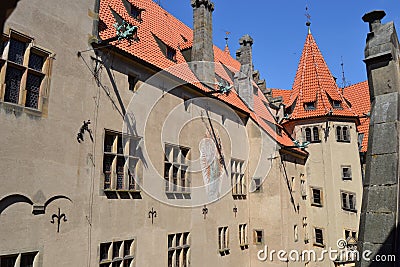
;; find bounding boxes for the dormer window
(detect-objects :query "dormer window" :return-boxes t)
[304,102,316,111]
[166,46,176,61]
[332,100,342,109]
[130,5,142,21]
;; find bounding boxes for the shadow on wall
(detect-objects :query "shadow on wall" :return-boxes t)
[0,0,20,32]
[357,221,398,266]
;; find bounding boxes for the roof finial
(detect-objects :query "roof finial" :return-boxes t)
[224,31,231,54]
[305,6,311,33]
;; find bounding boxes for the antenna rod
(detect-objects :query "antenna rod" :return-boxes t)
[341,56,347,89]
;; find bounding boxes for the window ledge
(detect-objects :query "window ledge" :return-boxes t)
[311,203,323,207]
[313,243,325,248]
[123,255,134,260]
[24,106,42,116]
[337,140,351,143]
[342,177,352,181]
[1,101,24,112]
[342,208,357,213]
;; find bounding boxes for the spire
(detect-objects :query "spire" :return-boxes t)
[224,31,230,54]
[286,32,356,120]
[305,6,311,34]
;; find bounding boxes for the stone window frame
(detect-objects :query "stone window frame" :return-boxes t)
[336,125,351,142]
[164,143,190,195]
[341,191,357,212]
[0,251,39,267]
[253,229,264,245]
[167,232,190,267]
[238,224,249,249]
[313,227,325,247]
[0,29,54,116]
[341,165,352,181]
[218,226,230,254]
[294,225,299,242]
[303,126,321,143]
[310,186,323,207]
[102,129,142,194]
[99,238,136,267]
[231,158,246,198]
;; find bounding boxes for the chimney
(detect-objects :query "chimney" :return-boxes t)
[362,10,386,32]
[234,34,255,110]
[191,0,215,84]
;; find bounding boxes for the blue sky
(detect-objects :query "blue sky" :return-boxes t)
[160,1,400,90]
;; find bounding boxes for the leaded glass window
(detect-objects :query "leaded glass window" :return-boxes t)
[28,53,45,71]
[25,74,43,109]
[8,38,26,64]
[4,67,23,103]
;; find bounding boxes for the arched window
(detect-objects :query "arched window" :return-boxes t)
[313,127,320,142]
[342,127,349,141]
[336,126,342,141]
[305,128,312,142]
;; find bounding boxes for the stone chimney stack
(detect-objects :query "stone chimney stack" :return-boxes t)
[191,0,215,84]
[234,34,255,110]
[357,10,400,267]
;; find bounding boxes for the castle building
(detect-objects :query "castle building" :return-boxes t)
[0,0,371,266]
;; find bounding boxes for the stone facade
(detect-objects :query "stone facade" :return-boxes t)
[357,10,400,267]
[0,1,369,267]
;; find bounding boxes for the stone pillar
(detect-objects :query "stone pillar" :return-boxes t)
[357,10,400,267]
[190,0,215,84]
[234,35,255,110]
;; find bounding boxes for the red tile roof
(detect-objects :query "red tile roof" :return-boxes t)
[343,81,370,152]
[271,89,291,104]
[285,33,357,120]
[98,0,301,150]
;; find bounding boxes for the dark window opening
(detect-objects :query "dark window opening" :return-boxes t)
[130,5,142,21]
[315,228,324,245]
[342,167,352,180]
[8,38,26,65]
[28,53,45,71]
[312,188,322,206]
[333,100,342,109]
[25,74,43,109]
[128,74,139,92]
[312,127,319,142]
[304,102,316,111]
[166,46,176,61]
[305,128,312,142]
[4,66,23,104]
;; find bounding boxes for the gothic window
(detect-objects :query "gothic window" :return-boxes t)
[304,126,320,143]
[0,30,52,112]
[239,224,248,248]
[305,128,312,142]
[218,227,229,253]
[168,232,190,267]
[0,251,38,267]
[103,130,142,192]
[336,125,350,142]
[231,159,245,197]
[99,239,135,267]
[164,144,190,194]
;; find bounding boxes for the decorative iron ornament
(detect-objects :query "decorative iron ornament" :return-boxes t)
[233,205,238,217]
[77,120,94,143]
[148,207,157,224]
[50,208,67,233]
[114,21,138,42]
[202,205,208,219]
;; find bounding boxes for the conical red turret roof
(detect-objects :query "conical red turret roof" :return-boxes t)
[286,32,356,120]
